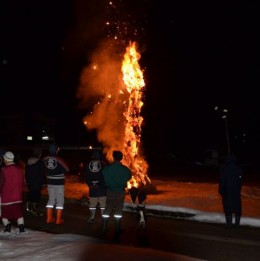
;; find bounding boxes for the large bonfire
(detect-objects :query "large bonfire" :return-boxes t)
[121,41,150,188]
[80,41,150,189]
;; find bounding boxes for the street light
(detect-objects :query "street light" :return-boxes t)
[214,106,231,155]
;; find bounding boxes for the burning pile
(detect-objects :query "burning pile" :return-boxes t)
[121,41,150,188]
[79,41,150,189]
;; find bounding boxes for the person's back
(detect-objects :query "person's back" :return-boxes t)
[102,150,131,240]
[85,149,107,196]
[25,147,45,215]
[103,162,131,191]
[84,149,107,223]
[43,145,69,186]
[43,144,69,225]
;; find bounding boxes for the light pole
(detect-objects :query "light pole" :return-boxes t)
[214,106,231,155]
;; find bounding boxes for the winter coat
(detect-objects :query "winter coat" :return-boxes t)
[0,163,24,205]
[102,161,132,192]
[84,159,106,197]
[219,154,243,215]
[43,154,69,186]
[25,156,46,192]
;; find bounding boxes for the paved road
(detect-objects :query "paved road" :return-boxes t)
[23,197,260,261]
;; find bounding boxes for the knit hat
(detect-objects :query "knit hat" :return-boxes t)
[49,144,59,155]
[91,149,102,160]
[3,151,14,162]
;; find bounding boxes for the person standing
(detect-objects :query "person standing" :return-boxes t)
[84,149,106,223]
[0,151,25,233]
[43,144,69,225]
[219,154,243,228]
[101,150,132,240]
[25,147,46,216]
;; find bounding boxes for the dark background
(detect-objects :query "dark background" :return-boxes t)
[1,0,260,166]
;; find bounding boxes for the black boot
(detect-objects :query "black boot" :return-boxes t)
[235,215,241,227]
[87,209,96,223]
[31,203,43,216]
[101,217,109,233]
[4,223,11,233]
[225,215,232,229]
[18,224,25,233]
[114,218,122,241]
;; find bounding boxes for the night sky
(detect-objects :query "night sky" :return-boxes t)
[1,0,260,163]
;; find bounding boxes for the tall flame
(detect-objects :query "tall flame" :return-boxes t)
[121,41,150,188]
[79,40,150,189]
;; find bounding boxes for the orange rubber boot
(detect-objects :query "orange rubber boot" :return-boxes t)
[46,208,55,224]
[56,209,64,224]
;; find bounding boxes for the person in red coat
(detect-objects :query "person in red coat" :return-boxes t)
[0,151,25,233]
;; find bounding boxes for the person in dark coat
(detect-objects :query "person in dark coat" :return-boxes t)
[219,154,243,228]
[84,149,107,223]
[25,147,46,216]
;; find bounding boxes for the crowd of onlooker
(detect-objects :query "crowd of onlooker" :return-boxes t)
[1,143,244,238]
[0,146,135,240]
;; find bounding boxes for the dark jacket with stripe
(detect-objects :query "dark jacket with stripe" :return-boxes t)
[43,154,69,186]
[84,159,106,197]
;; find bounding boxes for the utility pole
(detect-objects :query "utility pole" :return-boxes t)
[214,106,231,155]
[223,115,231,154]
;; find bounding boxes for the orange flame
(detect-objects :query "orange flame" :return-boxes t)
[121,41,150,188]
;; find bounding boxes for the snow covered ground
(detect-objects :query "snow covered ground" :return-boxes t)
[1,175,259,261]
